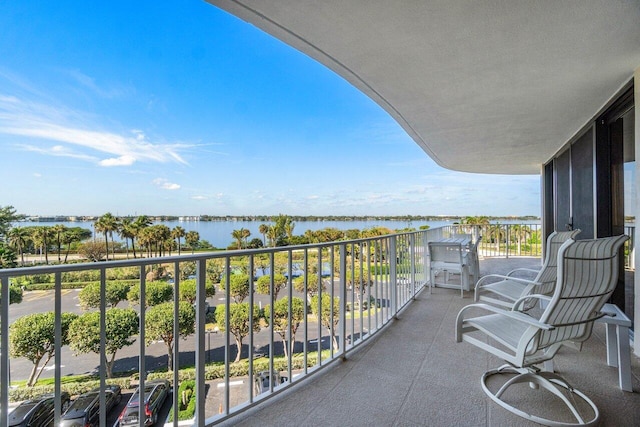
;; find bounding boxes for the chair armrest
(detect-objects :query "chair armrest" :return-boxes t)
[506,267,540,277]
[456,303,554,342]
[475,274,541,288]
[512,293,550,311]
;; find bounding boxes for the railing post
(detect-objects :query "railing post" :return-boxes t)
[1,276,9,427]
[138,264,146,422]
[390,236,398,318]
[172,261,180,427]
[98,269,106,427]
[195,259,206,426]
[409,233,416,299]
[339,243,347,360]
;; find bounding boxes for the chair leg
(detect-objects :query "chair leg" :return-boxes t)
[481,365,600,426]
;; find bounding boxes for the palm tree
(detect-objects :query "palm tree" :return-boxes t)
[137,227,153,258]
[7,227,30,265]
[62,228,82,263]
[132,215,152,258]
[510,224,532,255]
[94,213,119,261]
[31,226,51,264]
[119,218,135,259]
[185,231,200,254]
[258,223,269,246]
[488,223,506,254]
[241,228,251,247]
[284,218,295,240]
[231,228,245,249]
[152,225,171,256]
[266,226,278,248]
[171,226,186,255]
[52,224,67,263]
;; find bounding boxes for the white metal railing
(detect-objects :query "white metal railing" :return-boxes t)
[1,228,450,426]
[4,223,631,425]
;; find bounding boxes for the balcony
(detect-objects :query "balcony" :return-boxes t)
[1,226,638,426]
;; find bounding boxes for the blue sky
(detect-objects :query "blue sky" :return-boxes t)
[0,1,540,217]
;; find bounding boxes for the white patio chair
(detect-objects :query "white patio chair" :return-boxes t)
[428,241,471,297]
[466,235,481,282]
[456,234,628,426]
[474,229,580,309]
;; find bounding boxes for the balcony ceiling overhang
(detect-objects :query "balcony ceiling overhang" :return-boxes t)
[207,1,640,174]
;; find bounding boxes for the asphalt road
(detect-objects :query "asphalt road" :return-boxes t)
[7,282,372,383]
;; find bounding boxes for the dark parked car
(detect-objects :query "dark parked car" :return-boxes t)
[59,385,121,427]
[8,392,71,427]
[118,379,170,427]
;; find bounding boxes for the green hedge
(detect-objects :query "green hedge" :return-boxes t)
[9,350,331,402]
[168,380,196,421]
[9,378,132,401]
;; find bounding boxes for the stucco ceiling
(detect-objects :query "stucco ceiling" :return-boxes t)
[207,1,640,174]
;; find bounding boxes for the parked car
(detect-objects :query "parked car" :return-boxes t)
[8,392,71,427]
[118,379,170,426]
[59,385,121,427]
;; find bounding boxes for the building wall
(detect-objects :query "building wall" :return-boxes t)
[634,67,640,356]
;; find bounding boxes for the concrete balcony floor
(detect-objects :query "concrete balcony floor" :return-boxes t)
[219,257,640,427]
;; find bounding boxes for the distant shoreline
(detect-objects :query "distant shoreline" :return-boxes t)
[18,214,542,223]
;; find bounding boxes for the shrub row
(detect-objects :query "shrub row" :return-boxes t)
[168,380,196,421]
[9,377,132,401]
[9,350,331,402]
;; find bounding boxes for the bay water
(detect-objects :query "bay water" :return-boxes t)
[16,218,538,249]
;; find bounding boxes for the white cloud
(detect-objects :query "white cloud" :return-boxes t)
[65,69,133,99]
[191,195,207,200]
[153,178,181,190]
[0,94,193,167]
[100,155,136,167]
[18,143,98,162]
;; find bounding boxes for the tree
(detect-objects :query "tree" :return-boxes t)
[347,267,373,307]
[145,301,195,370]
[293,273,325,298]
[258,223,269,246]
[119,218,135,259]
[78,240,107,262]
[256,273,287,300]
[171,226,186,255]
[31,226,51,264]
[215,302,260,362]
[52,224,67,263]
[0,205,24,239]
[247,238,264,249]
[78,281,131,309]
[68,308,139,378]
[178,278,216,304]
[7,227,30,265]
[231,229,245,250]
[269,214,294,246]
[62,227,90,263]
[131,215,153,258]
[185,231,200,254]
[263,297,305,358]
[0,243,17,268]
[151,224,171,256]
[310,294,340,351]
[510,224,532,255]
[219,274,251,303]
[284,218,295,242]
[127,281,173,307]
[94,213,119,261]
[488,224,506,253]
[10,311,78,386]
